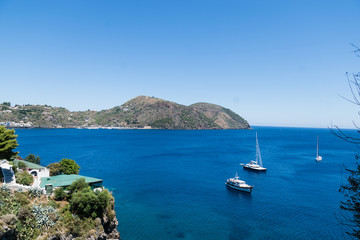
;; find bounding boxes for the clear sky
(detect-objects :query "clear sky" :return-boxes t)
[0,0,359,128]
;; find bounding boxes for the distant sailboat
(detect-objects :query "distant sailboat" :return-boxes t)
[241,132,267,171]
[316,136,322,162]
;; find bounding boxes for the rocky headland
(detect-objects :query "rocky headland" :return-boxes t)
[0,96,250,130]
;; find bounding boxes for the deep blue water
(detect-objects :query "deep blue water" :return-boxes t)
[14,127,357,239]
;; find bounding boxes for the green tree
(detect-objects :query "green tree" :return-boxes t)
[67,178,88,196]
[54,187,67,201]
[18,161,27,170]
[69,187,110,219]
[0,125,19,160]
[59,158,80,175]
[47,162,62,176]
[24,154,41,164]
[2,102,11,107]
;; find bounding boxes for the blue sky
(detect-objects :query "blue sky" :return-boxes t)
[0,0,359,128]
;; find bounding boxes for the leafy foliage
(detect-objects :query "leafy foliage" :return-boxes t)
[0,125,19,160]
[24,154,41,164]
[67,177,88,196]
[54,187,66,201]
[0,188,39,240]
[61,207,99,237]
[47,159,80,176]
[11,162,17,173]
[0,190,28,217]
[0,183,116,239]
[59,158,80,175]
[15,171,34,186]
[15,215,39,240]
[17,161,27,170]
[70,187,110,219]
[47,162,62,176]
[2,102,11,107]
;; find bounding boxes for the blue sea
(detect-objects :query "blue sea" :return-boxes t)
[14,127,357,239]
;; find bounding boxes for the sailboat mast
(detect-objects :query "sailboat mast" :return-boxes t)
[256,132,263,167]
[317,136,319,157]
[255,132,258,164]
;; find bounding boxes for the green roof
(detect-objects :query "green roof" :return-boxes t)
[40,174,103,188]
[14,160,45,169]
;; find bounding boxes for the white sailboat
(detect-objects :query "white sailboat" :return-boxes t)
[241,132,267,171]
[316,136,322,162]
[225,171,253,193]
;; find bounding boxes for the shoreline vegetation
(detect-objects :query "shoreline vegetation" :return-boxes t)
[0,126,121,239]
[0,179,120,240]
[1,159,121,240]
[0,96,250,130]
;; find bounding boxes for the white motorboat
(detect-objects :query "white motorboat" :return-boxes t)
[225,172,253,193]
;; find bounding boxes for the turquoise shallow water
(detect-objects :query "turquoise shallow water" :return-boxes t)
[14,127,356,239]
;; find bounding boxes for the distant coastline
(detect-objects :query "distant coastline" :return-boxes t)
[0,96,250,130]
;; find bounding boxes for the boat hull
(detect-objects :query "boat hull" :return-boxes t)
[243,165,267,171]
[225,182,253,193]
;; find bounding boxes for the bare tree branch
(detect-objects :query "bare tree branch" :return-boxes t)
[333,43,360,239]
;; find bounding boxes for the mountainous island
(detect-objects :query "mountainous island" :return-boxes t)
[0,96,250,129]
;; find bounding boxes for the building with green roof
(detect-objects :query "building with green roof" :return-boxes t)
[14,159,46,170]
[14,159,50,179]
[40,174,103,193]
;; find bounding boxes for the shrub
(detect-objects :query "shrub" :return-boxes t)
[47,162,62,176]
[17,206,32,222]
[70,187,110,219]
[47,199,59,209]
[14,191,30,206]
[0,190,23,216]
[59,158,80,175]
[24,154,41,164]
[11,164,17,174]
[54,187,66,201]
[61,208,83,237]
[15,171,34,186]
[17,161,27,170]
[47,159,81,176]
[67,178,89,196]
[16,214,40,240]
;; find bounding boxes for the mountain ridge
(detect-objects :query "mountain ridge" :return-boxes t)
[0,96,250,129]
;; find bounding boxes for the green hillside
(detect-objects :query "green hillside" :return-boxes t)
[0,97,250,129]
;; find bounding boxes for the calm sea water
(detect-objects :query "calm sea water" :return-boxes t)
[14,127,357,240]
